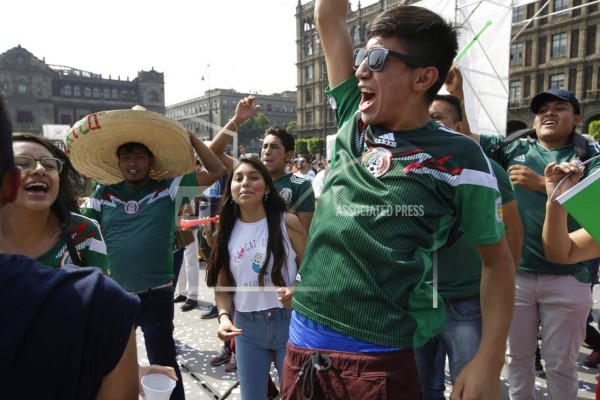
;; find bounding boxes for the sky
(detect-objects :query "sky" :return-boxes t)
[2,0,377,107]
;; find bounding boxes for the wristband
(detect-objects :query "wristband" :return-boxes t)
[217,312,230,324]
[220,119,238,137]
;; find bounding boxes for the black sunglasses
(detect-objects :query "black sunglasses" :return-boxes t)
[353,48,427,71]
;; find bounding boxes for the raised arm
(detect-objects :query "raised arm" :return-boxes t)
[188,132,225,187]
[208,95,260,174]
[315,0,355,88]
[445,65,478,143]
[542,162,600,263]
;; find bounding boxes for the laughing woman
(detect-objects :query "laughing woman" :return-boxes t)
[205,157,306,399]
[1,134,108,270]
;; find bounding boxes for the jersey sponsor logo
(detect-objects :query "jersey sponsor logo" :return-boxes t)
[513,154,526,162]
[124,200,139,214]
[495,196,503,223]
[279,187,293,204]
[374,132,397,147]
[361,147,392,178]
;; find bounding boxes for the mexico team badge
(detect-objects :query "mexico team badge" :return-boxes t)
[361,147,392,178]
[124,200,139,214]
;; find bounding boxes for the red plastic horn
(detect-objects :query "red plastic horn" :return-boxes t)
[179,216,219,230]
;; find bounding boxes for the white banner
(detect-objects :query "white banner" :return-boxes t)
[43,124,70,141]
[512,0,538,7]
[414,0,512,136]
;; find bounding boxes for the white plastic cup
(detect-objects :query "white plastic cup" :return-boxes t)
[141,374,176,400]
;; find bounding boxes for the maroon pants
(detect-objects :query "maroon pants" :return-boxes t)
[281,342,421,400]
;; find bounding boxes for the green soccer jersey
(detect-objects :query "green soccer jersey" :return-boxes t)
[274,173,315,213]
[480,135,600,275]
[433,160,514,299]
[292,76,505,349]
[81,173,198,292]
[37,213,109,271]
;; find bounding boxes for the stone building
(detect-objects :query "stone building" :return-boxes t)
[508,0,600,133]
[0,45,165,135]
[166,89,297,147]
[294,0,600,137]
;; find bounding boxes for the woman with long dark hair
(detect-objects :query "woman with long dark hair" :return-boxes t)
[2,134,108,270]
[206,157,306,398]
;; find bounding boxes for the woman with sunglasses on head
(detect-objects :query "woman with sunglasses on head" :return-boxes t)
[205,158,306,399]
[2,134,108,271]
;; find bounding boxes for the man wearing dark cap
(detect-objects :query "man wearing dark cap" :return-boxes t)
[464,88,600,399]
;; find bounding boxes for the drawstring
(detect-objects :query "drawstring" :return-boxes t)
[294,351,332,400]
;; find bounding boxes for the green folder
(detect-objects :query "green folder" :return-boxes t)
[556,168,600,243]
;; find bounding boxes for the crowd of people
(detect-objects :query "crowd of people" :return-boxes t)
[3,2,600,400]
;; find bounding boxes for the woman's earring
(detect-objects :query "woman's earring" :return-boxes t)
[264,193,269,203]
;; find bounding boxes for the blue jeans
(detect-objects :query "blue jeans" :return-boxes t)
[432,342,446,399]
[235,308,291,399]
[136,286,185,400]
[414,297,481,400]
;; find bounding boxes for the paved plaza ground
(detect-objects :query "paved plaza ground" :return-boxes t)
[136,262,600,399]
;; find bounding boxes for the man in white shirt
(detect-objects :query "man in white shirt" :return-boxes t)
[294,156,316,181]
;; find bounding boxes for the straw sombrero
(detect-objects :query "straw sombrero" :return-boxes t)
[65,106,195,185]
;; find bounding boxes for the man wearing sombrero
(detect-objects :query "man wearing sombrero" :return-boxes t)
[67,106,225,400]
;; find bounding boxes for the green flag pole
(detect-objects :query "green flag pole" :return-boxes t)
[455,20,492,62]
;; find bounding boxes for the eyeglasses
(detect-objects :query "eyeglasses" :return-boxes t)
[353,48,427,72]
[14,155,64,174]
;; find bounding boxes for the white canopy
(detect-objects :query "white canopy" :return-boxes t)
[415,0,517,136]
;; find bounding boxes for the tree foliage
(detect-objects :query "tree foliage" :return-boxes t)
[235,112,271,151]
[255,112,271,133]
[295,139,309,155]
[589,120,600,142]
[294,138,326,157]
[307,138,326,155]
[286,121,298,135]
